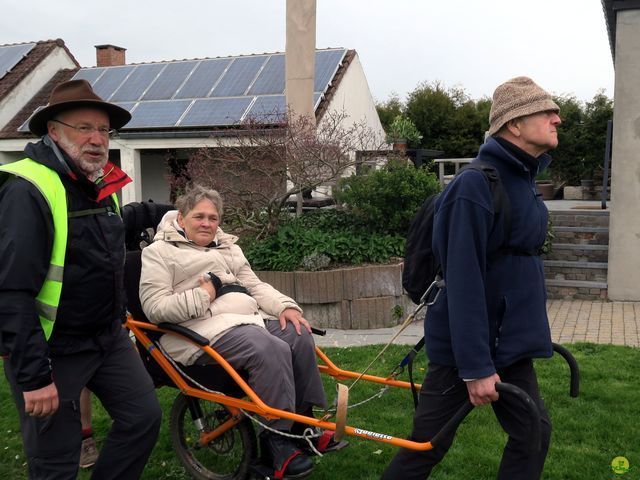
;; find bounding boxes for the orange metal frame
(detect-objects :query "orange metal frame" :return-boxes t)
[126,317,432,451]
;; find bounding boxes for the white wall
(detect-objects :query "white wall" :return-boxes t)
[607,9,640,300]
[301,52,386,199]
[0,138,30,164]
[322,52,386,147]
[0,151,24,164]
[0,46,77,129]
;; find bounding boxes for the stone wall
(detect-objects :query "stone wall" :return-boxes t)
[256,263,414,329]
[544,210,609,300]
[563,186,610,201]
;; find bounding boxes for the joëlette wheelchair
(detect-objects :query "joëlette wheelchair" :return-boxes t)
[122,203,580,480]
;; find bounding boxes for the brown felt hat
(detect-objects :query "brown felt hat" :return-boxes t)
[29,79,131,136]
[488,76,559,136]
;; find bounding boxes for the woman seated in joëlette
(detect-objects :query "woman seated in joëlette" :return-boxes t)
[139,184,346,477]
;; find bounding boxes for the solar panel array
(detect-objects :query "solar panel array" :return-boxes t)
[0,43,35,80]
[18,48,346,133]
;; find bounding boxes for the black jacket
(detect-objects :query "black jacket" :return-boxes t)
[0,140,126,391]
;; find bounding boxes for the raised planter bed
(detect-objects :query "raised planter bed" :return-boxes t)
[256,262,414,329]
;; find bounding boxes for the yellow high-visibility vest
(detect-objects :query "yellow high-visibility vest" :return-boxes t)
[0,158,119,339]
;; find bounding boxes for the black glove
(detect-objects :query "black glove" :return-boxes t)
[205,272,223,293]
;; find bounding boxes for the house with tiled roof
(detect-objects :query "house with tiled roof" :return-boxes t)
[0,39,78,135]
[0,42,385,205]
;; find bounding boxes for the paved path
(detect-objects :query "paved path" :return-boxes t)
[315,299,640,348]
[316,201,636,349]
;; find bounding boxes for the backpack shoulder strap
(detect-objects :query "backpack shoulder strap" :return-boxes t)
[458,161,511,245]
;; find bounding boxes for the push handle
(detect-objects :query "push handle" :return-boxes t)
[495,382,542,452]
[311,327,326,336]
[430,382,541,454]
[552,342,580,397]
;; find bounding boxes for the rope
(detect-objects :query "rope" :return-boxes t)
[152,282,439,454]
[315,383,392,415]
[240,411,324,456]
[156,341,324,455]
[346,278,441,393]
[348,304,424,391]
[156,342,227,397]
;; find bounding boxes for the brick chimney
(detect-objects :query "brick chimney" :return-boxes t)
[95,44,126,67]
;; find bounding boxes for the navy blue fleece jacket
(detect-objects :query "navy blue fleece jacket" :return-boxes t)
[424,136,553,379]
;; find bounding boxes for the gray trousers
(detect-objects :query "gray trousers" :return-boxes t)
[197,321,327,430]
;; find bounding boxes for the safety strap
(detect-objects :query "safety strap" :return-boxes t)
[68,193,120,219]
[316,430,335,452]
[68,205,116,217]
[217,284,250,297]
[333,383,349,442]
[399,337,425,409]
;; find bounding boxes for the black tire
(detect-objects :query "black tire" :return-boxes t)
[169,393,257,480]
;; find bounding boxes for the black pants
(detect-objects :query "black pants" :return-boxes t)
[5,328,162,480]
[381,359,551,480]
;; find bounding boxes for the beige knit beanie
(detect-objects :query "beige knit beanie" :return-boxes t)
[488,76,559,136]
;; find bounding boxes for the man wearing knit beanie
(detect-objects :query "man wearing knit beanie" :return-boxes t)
[383,78,561,480]
[489,76,560,136]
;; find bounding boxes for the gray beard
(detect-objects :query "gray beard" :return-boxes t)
[71,155,107,182]
[87,168,105,183]
[53,132,108,181]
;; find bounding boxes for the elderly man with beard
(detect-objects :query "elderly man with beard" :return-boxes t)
[0,80,161,479]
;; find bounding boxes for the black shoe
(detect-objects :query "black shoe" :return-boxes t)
[260,430,314,478]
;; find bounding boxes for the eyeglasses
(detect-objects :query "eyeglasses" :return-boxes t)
[52,119,114,137]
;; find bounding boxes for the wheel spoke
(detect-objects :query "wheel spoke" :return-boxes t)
[170,394,256,480]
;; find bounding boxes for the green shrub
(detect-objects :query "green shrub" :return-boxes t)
[334,160,440,235]
[242,163,440,271]
[241,210,405,271]
[278,208,358,231]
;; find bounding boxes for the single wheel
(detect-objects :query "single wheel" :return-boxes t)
[170,393,257,480]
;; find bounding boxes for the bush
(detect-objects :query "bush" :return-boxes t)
[333,160,441,235]
[548,92,613,186]
[241,210,405,271]
[241,162,439,272]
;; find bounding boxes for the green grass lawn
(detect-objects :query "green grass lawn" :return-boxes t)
[1,343,638,479]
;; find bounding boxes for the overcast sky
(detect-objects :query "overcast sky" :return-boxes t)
[3,0,614,104]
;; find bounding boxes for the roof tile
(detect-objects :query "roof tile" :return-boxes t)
[0,68,78,139]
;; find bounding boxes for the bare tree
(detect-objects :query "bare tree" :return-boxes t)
[174,110,386,237]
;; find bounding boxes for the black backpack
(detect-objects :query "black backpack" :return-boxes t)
[402,161,511,304]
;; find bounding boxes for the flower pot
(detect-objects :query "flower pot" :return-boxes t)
[392,139,407,153]
[536,182,554,200]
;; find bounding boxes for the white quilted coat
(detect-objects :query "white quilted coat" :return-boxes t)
[139,211,301,365]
